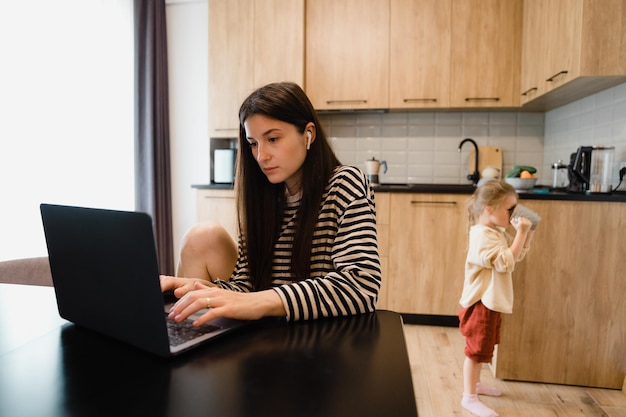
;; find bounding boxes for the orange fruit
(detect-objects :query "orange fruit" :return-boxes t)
[520,170,534,178]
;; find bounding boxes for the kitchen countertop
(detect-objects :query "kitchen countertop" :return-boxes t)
[372,183,626,202]
[193,183,626,202]
[193,183,234,190]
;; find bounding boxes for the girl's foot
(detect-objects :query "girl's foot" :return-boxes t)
[477,381,502,396]
[462,394,499,417]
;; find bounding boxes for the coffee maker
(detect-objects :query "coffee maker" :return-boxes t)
[365,157,387,185]
[569,146,615,193]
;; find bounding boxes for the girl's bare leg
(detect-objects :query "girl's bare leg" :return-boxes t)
[462,357,499,417]
[464,356,482,395]
[176,223,237,282]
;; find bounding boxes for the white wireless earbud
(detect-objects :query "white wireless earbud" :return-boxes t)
[306,131,312,150]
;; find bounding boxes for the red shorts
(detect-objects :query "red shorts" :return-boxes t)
[459,301,501,363]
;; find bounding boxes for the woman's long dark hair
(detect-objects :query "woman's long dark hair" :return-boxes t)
[236,82,340,290]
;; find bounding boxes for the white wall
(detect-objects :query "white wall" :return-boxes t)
[166,0,210,259]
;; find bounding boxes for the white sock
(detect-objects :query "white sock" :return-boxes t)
[477,381,502,396]
[462,394,499,417]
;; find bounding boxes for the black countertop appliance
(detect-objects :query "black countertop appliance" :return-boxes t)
[569,146,615,193]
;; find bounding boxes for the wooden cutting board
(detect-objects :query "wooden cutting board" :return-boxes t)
[469,146,503,178]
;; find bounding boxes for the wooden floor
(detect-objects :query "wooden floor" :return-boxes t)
[403,324,626,417]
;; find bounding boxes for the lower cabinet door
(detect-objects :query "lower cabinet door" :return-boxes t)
[387,193,467,315]
[196,189,238,241]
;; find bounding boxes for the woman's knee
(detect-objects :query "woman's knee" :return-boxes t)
[178,222,237,280]
[181,222,233,254]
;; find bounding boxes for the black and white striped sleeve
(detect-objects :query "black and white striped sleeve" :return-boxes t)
[273,166,382,321]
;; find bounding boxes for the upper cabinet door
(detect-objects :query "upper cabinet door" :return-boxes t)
[305,0,390,110]
[521,0,626,110]
[450,0,523,108]
[209,0,254,137]
[520,0,548,104]
[577,0,626,77]
[544,0,626,94]
[543,0,583,91]
[252,0,304,88]
[389,0,452,109]
[208,0,304,137]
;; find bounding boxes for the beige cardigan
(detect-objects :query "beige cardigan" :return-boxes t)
[459,224,529,314]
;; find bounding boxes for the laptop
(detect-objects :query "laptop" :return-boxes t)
[40,203,246,357]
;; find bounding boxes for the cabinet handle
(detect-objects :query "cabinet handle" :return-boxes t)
[546,70,568,82]
[521,87,538,96]
[464,97,500,102]
[403,98,437,103]
[410,201,457,206]
[325,99,367,104]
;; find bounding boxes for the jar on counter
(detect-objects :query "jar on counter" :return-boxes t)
[551,160,568,189]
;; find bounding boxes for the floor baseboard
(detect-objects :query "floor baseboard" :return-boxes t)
[401,314,459,327]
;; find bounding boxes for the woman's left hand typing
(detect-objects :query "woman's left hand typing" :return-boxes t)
[167,281,286,324]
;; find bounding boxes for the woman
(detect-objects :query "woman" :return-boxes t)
[162,82,381,324]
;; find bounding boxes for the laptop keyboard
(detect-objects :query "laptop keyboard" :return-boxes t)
[166,317,221,346]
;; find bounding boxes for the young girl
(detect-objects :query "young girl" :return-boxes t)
[459,180,536,417]
[161,82,381,324]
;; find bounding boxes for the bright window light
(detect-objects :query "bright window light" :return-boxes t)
[0,0,134,261]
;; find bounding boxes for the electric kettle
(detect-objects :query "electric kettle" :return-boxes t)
[365,157,387,185]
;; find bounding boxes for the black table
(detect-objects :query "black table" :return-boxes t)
[0,284,418,417]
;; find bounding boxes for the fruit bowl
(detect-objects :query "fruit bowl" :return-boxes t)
[505,177,537,190]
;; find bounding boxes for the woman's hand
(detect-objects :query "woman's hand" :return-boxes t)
[159,275,214,299]
[167,281,286,325]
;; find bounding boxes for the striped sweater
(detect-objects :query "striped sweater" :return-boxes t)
[214,165,382,321]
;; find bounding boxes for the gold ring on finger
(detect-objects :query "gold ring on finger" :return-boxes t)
[206,297,211,309]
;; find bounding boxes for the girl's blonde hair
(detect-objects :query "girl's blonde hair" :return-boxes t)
[467,180,517,227]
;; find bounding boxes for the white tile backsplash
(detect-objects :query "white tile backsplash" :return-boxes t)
[544,82,626,191]
[320,81,626,190]
[408,112,436,125]
[321,110,546,185]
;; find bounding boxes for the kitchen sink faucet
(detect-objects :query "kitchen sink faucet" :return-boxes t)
[458,138,480,186]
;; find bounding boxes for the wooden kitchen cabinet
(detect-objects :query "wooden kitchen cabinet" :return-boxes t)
[374,192,390,309]
[208,0,252,138]
[305,0,390,110]
[543,0,581,92]
[195,189,238,241]
[521,0,626,110]
[252,1,304,89]
[519,0,548,104]
[386,193,469,315]
[450,0,523,108]
[313,0,521,111]
[208,0,304,137]
[389,0,452,109]
[492,199,626,389]
[391,0,522,110]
